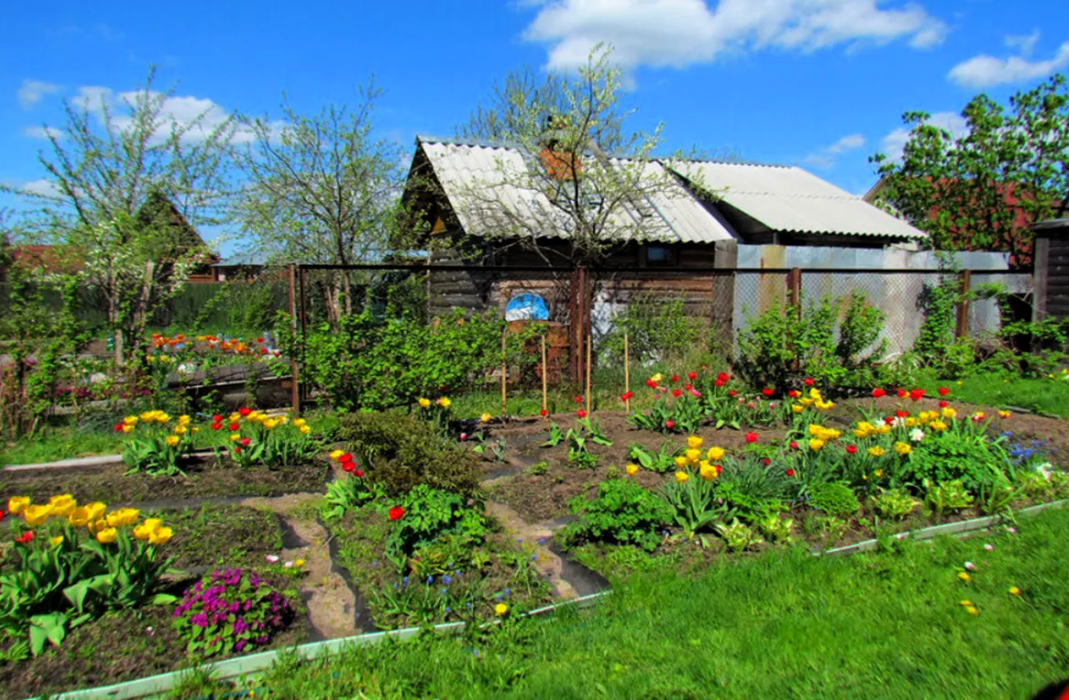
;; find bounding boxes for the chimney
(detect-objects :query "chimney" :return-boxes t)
[539,115,581,181]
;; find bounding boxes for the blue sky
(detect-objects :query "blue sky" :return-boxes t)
[3,1,1067,255]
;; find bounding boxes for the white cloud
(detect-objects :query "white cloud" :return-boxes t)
[522,0,948,72]
[803,132,865,169]
[23,126,65,141]
[879,111,967,161]
[70,85,282,145]
[19,178,62,198]
[1005,29,1040,57]
[17,79,60,109]
[948,37,1069,89]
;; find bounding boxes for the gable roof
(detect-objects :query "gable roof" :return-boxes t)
[414,136,736,244]
[671,161,927,240]
[412,135,928,245]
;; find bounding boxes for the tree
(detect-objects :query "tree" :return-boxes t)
[455,45,702,380]
[2,68,236,364]
[871,73,1069,268]
[234,82,415,324]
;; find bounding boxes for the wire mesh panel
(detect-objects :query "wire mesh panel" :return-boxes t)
[734,270,790,342]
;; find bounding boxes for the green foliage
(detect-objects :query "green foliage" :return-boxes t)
[658,473,730,540]
[321,475,380,521]
[716,519,763,552]
[808,482,859,517]
[628,442,679,473]
[735,292,885,393]
[338,411,482,499]
[221,414,321,469]
[757,512,795,544]
[628,392,706,434]
[298,309,512,412]
[899,431,1012,494]
[867,488,919,521]
[384,485,488,565]
[600,294,704,366]
[560,478,673,552]
[923,479,974,516]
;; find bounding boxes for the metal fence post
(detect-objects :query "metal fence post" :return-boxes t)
[287,264,301,416]
[955,269,971,339]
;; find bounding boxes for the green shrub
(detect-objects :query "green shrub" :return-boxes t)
[923,479,974,516]
[560,478,674,552]
[896,431,1011,495]
[385,485,488,563]
[600,293,706,367]
[735,291,885,393]
[808,482,859,517]
[338,412,482,498]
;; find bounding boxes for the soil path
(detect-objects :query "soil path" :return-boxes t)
[484,500,580,600]
[239,493,359,641]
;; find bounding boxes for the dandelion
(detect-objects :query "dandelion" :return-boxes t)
[495,603,509,616]
[958,571,971,582]
[1008,586,1021,596]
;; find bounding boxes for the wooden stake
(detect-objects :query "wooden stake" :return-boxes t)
[585,332,592,414]
[541,334,548,416]
[624,332,630,413]
[501,331,508,419]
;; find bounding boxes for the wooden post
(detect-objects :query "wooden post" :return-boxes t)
[296,265,307,406]
[585,331,592,414]
[623,332,630,413]
[287,264,301,416]
[788,267,802,321]
[501,331,508,419]
[955,269,972,339]
[541,334,548,417]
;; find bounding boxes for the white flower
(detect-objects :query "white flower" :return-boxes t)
[964,561,975,571]
[284,561,294,568]
[909,428,925,443]
[1035,462,1054,482]
[265,554,280,563]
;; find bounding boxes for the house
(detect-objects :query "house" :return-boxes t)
[403,135,929,320]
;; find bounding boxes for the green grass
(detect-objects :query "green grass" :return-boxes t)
[245,505,1069,700]
[912,369,1069,419]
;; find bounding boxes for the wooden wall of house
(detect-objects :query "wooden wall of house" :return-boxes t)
[1034,223,1069,322]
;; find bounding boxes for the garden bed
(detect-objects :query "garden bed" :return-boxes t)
[0,459,330,505]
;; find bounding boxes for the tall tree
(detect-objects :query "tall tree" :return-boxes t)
[455,44,698,267]
[2,68,236,363]
[870,73,1069,268]
[234,82,414,322]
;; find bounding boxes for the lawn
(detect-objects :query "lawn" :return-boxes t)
[246,504,1069,700]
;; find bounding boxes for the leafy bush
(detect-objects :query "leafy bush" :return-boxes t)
[717,519,763,552]
[338,411,482,498]
[808,482,859,517]
[384,485,488,563]
[600,294,705,367]
[2,495,175,655]
[321,473,380,521]
[296,309,519,411]
[735,291,886,393]
[923,479,974,516]
[560,478,674,552]
[173,569,295,657]
[897,431,1011,494]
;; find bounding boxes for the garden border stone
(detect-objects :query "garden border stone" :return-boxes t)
[22,497,1069,700]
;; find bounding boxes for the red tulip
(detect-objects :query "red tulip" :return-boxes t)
[665,420,675,430]
[646,379,658,389]
[762,388,774,397]
[540,409,548,417]
[884,416,896,425]
[113,423,124,432]
[212,414,223,422]
[621,391,633,401]
[789,440,799,449]
[896,410,910,418]
[896,389,907,399]
[684,383,693,391]
[240,438,251,447]
[786,468,795,477]
[728,389,737,396]
[342,461,355,473]
[909,389,925,401]
[671,375,679,383]
[717,372,729,382]
[239,407,252,417]
[577,409,587,418]
[574,395,583,404]
[688,371,698,380]
[762,458,771,466]
[355,469,364,477]
[229,422,240,431]
[211,423,222,431]
[745,432,758,443]
[938,387,950,396]
[804,377,814,387]
[388,506,405,521]
[846,445,857,454]
[341,453,352,463]
[17,531,34,544]
[715,379,725,387]
[234,446,242,453]
[673,389,682,398]
[257,337,265,344]
[872,388,886,398]
[939,400,948,408]
[788,390,801,398]
[260,348,268,355]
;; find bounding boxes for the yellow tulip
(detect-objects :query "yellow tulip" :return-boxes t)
[174,425,188,435]
[674,456,688,469]
[158,413,171,424]
[179,415,191,425]
[166,435,180,447]
[809,388,822,399]
[134,518,163,540]
[329,449,344,461]
[792,404,804,413]
[876,425,891,435]
[808,424,823,436]
[140,411,155,422]
[293,418,307,428]
[106,508,140,528]
[625,463,639,476]
[438,397,452,408]
[942,407,957,419]
[686,435,703,449]
[87,519,107,535]
[905,418,917,428]
[231,433,241,442]
[481,413,493,423]
[68,506,93,527]
[650,373,663,383]
[299,425,311,434]
[868,446,886,457]
[96,527,119,544]
[49,494,77,517]
[8,496,30,515]
[706,447,725,461]
[23,504,52,527]
[230,412,241,423]
[85,502,106,521]
[675,471,690,483]
[418,398,431,409]
[123,415,138,426]
[930,420,948,432]
[50,536,64,548]
[294,558,305,567]
[149,526,173,545]
[894,441,912,456]
[700,463,720,481]
[685,448,701,464]
[809,438,826,451]
[122,424,135,433]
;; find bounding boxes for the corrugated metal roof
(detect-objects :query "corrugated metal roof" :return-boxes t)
[418,137,736,244]
[670,161,927,239]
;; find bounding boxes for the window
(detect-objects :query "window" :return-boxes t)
[646,245,674,266]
